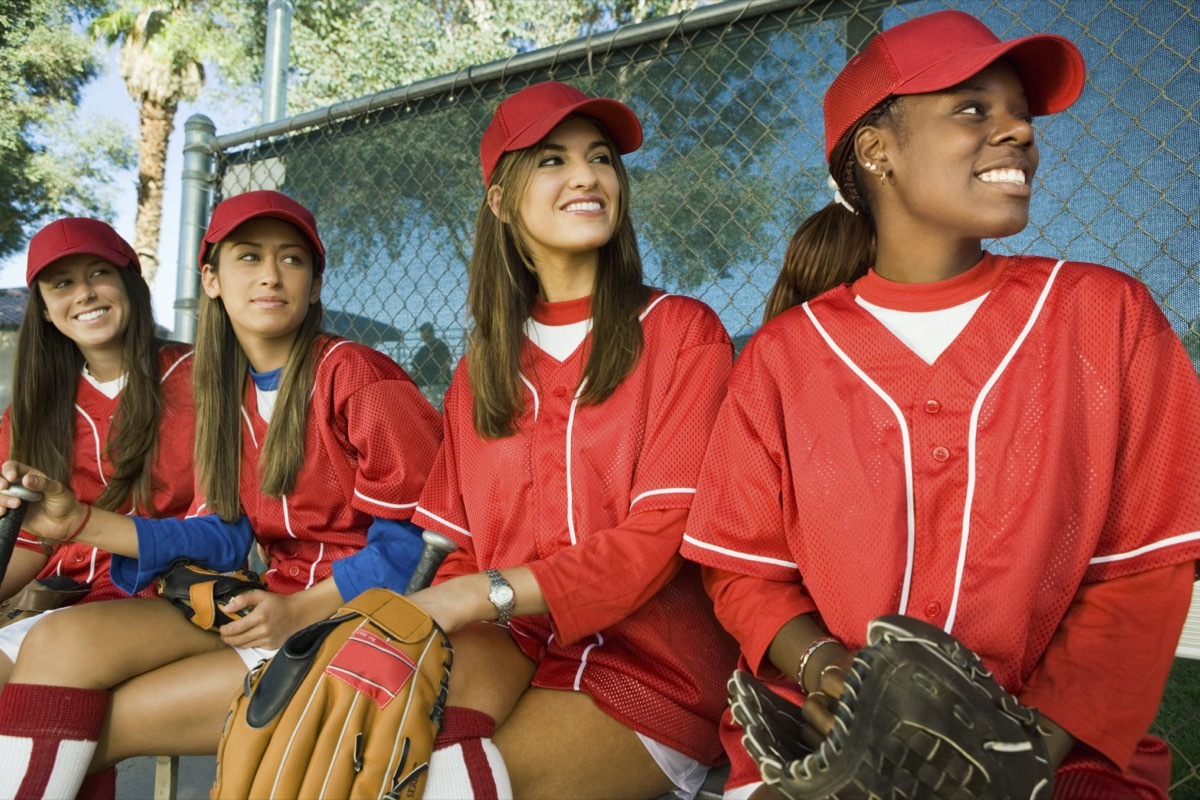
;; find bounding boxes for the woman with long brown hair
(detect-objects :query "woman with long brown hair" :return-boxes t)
[0,191,441,800]
[681,10,1200,799]
[0,218,194,686]
[405,81,739,800]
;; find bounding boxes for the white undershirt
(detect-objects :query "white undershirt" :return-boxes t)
[856,293,989,365]
[257,388,278,422]
[524,317,591,362]
[81,366,125,399]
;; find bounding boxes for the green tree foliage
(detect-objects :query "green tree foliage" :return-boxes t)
[0,0,132,259]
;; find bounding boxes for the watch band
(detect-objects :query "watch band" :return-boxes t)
[484,568,515,625]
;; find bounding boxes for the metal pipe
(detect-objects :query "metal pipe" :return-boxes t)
[215,0,818,150]
[173,114,216,343]
[262,0,293,124]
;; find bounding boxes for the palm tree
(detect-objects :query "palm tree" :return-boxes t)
[90,1,206,289]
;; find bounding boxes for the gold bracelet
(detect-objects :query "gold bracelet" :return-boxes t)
[796,636,838,693]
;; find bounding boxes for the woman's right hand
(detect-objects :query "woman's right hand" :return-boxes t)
[0,460,87,542]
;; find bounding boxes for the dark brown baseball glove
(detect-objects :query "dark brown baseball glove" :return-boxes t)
[728,614,1053,799]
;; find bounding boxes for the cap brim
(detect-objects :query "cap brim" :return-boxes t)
[505,97,644,155]
[894,33,1085,115]
[28,244,136,284]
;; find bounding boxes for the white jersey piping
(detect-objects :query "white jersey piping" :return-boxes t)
[629,487,696,511]
[803,301,917,616]
[415,506,471,538]
[946,260,1063,634]
[519,372,540,420]
[354,488,418,510]
[75,404,108,486]
[1089,530,1200,565]
[565,378,588,546]
[682,533,798,569]
[573,631,604,690]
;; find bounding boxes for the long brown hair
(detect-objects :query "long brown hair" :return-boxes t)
[764,97,903,321]
[467,118,649,439]
[193,242,326,520]
[11,268,167,514]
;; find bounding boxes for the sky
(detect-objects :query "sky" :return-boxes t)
[0,46,257,332]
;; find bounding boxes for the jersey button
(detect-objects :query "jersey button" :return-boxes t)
[924,399,941,414]
[553,386,568,398]
[288,566,300,577]
[924,601,941,618]
[73,553,85,563]
[932,446,950,462]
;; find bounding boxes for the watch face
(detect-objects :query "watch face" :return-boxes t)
[493,584,515,605]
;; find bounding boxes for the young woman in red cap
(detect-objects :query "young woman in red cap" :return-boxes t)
[681,10,1200,800]
[0,218,195,682]
[406,80,739,799]
[0,191,442,799]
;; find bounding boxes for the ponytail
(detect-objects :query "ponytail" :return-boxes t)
[764,96,901,322]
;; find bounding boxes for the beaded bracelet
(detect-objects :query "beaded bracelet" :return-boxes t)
[796,636,839,693]
[64,504,92,542]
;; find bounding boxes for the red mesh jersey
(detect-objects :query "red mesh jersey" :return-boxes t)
[4,344,197,602]
[212,337,442,595]
[682,254,1200,788]
[413,292,741,764]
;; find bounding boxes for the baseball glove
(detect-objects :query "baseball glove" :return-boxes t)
[728,614,1053,800]
[155,558,265,632]
[212,588,453,800]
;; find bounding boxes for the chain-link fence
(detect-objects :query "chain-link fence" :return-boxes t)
[189,0,1199,792]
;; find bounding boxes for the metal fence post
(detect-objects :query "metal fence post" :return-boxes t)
[173,114,216,344]
[263,0,293,124]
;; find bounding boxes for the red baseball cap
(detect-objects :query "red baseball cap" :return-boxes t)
[26,218,139,286]
[824,10,1085,162]
[479,81,643,187]
[200,190,326,274]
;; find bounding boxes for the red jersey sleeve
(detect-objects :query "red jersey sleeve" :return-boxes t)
[1085,284,1200,580]
[412,368,473,548]
[626,300,733,513]
[1019,563,1193,768]
[529,508,685,645]
[325,344,442,521]
[681,327,801,581]
[701,565,815,676]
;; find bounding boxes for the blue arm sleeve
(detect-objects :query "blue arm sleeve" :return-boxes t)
[110,514,256,595]
[331,517,424,600]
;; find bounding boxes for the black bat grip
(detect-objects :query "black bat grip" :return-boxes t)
[405,530,459,595]
[0,485,44,586]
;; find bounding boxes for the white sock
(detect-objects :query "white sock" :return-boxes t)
[423,739,512,800]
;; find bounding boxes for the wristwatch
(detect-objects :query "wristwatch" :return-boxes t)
[484,569,515,625]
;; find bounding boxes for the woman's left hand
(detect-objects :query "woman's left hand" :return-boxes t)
[218,582,341,649]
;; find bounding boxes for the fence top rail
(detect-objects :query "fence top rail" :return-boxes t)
[211,0,825,151]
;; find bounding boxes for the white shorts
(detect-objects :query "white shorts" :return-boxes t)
[233,643,277,670]
[638,732,710,800]
[723,781,762,800]
[0,608,67,663]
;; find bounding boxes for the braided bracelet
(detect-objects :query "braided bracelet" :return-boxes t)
[64,504,92,542]
[796,636,839,693]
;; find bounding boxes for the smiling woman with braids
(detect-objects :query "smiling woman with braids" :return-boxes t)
[682,11,1200,800]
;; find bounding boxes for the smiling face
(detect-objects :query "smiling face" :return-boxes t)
[864,60,1039,265]
[201,216,321,371]
[500,117,622,279]
[37,254,132,372]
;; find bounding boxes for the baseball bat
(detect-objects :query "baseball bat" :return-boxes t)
[0,484,44,585]
[405,530,458,594]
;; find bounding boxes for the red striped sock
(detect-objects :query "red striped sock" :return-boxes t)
[425,706,510,800]
[0,683,109,800]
